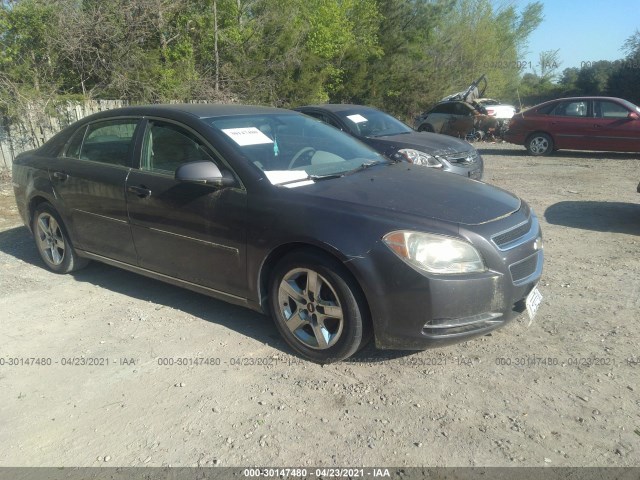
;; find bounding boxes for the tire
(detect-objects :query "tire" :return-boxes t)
[32,203,88,274]
[268,250,370,363]
[418,123,434,133]
[525,133,554,156]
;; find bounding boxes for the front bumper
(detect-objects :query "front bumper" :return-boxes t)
[348,206,543,349]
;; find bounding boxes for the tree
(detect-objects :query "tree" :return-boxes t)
[1,0,547,118]
[607,30,640,104]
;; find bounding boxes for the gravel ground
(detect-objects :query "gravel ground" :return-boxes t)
[0,143,639,467]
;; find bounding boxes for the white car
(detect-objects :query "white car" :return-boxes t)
[476,98,516,120]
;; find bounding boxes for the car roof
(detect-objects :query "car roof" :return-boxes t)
[535,96,630,105]
[82,103,289,121]
[297,104,382,114]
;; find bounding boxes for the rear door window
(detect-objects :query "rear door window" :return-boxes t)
[63,125,87,159]
[552,101,588,117]
[536,102,557,114]
[78,120,139,166]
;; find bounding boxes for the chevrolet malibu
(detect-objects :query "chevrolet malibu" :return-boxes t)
[13,104,544,363]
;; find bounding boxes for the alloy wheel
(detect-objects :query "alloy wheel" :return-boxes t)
[529,136,550,155]
[35,212,66,266]
[277,268,344,350]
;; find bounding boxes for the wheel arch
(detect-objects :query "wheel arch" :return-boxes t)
[257,242,372,326]
[27,195,55,233]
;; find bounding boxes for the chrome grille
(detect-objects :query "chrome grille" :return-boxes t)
[443,151,478,165]
[491,218,535,250]
[493,221,530,247]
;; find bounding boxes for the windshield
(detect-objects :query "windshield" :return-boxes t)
[334,109,413,138]
[205,113,387,184]
[619,98,640,114]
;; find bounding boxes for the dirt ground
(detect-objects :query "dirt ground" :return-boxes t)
[0,143,639,468]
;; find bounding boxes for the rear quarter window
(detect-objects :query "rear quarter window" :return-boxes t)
[535,103,557,115]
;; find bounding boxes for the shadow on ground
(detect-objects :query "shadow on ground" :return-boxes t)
[0,226,413,363]
[476,145,640,160]
[545,201,640,235]
[0,225,289,355]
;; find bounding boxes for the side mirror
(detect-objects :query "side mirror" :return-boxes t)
[628,112,640,120]
[175,161,236,187]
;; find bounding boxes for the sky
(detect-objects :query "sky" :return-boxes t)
[504,0,639,73]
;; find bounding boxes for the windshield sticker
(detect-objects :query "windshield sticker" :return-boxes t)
[346,114,368,123]
[264,170,314,188]
[222,127,274,146]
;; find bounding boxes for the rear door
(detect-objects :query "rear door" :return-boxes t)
[125,118,247,297]
[592,99,640,152]
[49,118,140,263]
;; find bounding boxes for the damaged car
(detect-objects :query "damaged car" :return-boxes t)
[13,104,544,363]
[414,100,498,139]
[295,104,483,179]
[415,75,513,140]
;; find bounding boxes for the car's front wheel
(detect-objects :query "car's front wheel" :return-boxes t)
[269,250,369,363]
[526,133,554,156]
[418,123,434,133]
[32,203,88,274]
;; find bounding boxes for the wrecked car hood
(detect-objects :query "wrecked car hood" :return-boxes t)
[296,163,520,226]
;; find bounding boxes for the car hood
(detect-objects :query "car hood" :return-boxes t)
[297,163,520,226]
[368,132,475,156]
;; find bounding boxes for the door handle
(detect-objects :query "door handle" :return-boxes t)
[52,171,68,181]
[127,185,152,198]
[594,124,602,128]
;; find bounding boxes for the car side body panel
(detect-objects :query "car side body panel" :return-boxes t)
[125,170,248,296]
[506,96,640,153]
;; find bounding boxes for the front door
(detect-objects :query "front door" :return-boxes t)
[125,119,247,297]
[547,100,596,150]
[592,99,640,152]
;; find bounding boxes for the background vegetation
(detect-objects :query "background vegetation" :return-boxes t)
[1,0,639,124]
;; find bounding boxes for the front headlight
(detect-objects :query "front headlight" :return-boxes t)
[398,148,443,168]
[383,231,485,274]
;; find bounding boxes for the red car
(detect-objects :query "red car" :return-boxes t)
[505,96,640,155]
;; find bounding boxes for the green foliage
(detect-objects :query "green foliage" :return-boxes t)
[1,0,550,120]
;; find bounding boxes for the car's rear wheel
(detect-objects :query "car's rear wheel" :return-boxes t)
[268,250,369,363]
[32,203,88,274]
[526,133,554,156]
